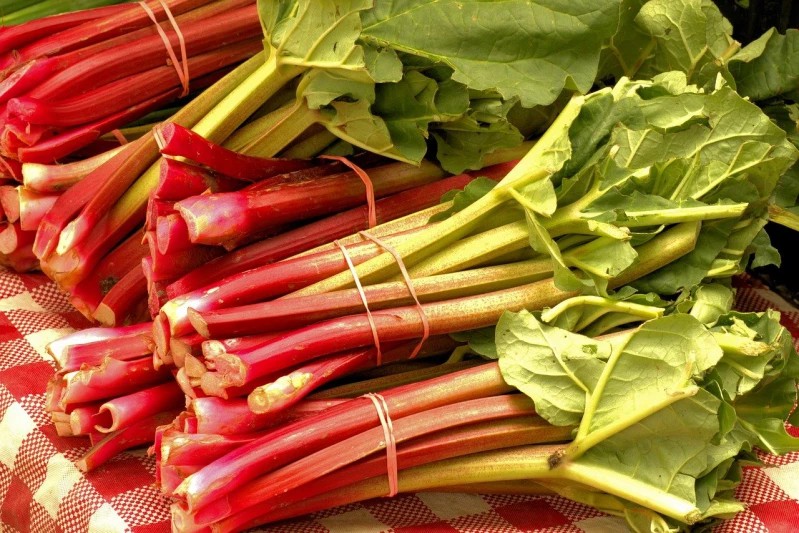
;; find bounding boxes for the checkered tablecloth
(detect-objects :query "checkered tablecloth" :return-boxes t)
[1,268,798,533]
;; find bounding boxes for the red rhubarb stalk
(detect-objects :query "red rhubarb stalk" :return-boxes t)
[76,408,183,472]
[176,363,512,512]
[92,265,150,326]
[160,229,427,337]
[153,159,240,201]
[216,418,569,532]
[46,322,153,372]
[191,259,553,339]
[175,160,448,246]
[21,145,126,193]
[16,187,57,231]
[93,381,184,433]
[201,277,571,391]
[194,395,537,525]
[157,122,312,181]
[60,356,170,405]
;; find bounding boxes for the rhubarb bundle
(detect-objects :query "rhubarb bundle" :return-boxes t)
[0,0,264,271]
[150,70,799,530]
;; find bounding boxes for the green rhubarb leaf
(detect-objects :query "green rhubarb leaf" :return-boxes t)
[689,283,734,326]
[735,377,799,455]
[583,314,722,437]
[597,0,652,81]
[429,177,498,222]
[370,70,469,163]
[449,327,497,359]
[729,29,799,101]
[576,389,723,511]
[432,92,524,174]
[260,0,371,70]
[634,0,736,87]
[360,0,622,108]
[748,229,780,269]
[496,310,609,426]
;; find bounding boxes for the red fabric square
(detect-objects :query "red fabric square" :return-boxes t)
[18,273,50,293]
[1,473,32,533]
[132,522,171,533]
[0,361,53,398]
[87,455,158,501]
[0,314,20,342]
[749,499,799,533]
[394,522,460,533]
[494,499,571,530]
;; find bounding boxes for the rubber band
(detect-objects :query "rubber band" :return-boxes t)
[321,155,377,228]
[110,130,128,145]
[363,393,398,497]
[359,231,430,359]
[334,240,383,365]
[139,1,190,98]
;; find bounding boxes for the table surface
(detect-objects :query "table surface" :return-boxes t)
[1,268,798,533]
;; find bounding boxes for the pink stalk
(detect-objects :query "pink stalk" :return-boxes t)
[153,159,240,201]
[10,37,262,127]
[94,381,185,433]
[191,259,552,339]
[46,322,153,372]
[157,123,312,181]
[0,156,22,181]
[175,160,447,246]
[145,229,224,282]
[160,229,425,337]
[22,1,257,100]
[176,363,511,512]
[3,0,216,68]
[0,4,132,55]
[164,189,458,297]
[17,87,181,163]
[156,214,192,255]
[76,408,182,472]
[0,185,19,222]
[171,334,205,367]
[0,221,35,254]
[200,277,571,391]
[218,418,569,532]
[60,356,171,406]
[195,395,536,526]
[188,397,345,436]
[245,337,459,413]
[33,133,142,259]
[67,230,150,315]
[21,145,126,193]
[147,199,175,231]
[92,265,149,327]
[161,431,266,467]
[68,403,103,436]
[17,187,57,231]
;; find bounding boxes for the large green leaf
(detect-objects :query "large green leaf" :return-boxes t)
[360,0,622,108]
[496,310,609,426]
[729,28,799,101]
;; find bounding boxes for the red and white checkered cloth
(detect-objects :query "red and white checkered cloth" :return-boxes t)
[1,268,798,532]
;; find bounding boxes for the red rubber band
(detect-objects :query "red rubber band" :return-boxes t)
[321,155,377,228]
[363,393,398,497]
[334,240,383,364]
[359,231,430,359]
[110,130,128,145]
[139,1,190,98]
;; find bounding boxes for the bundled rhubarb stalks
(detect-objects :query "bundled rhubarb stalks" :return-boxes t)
[30,0,629,326]
[44,322,186,472]
[167,302,799,532]
[0,0,126,26]
[151,72,798,530]
[0,0,264,271]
